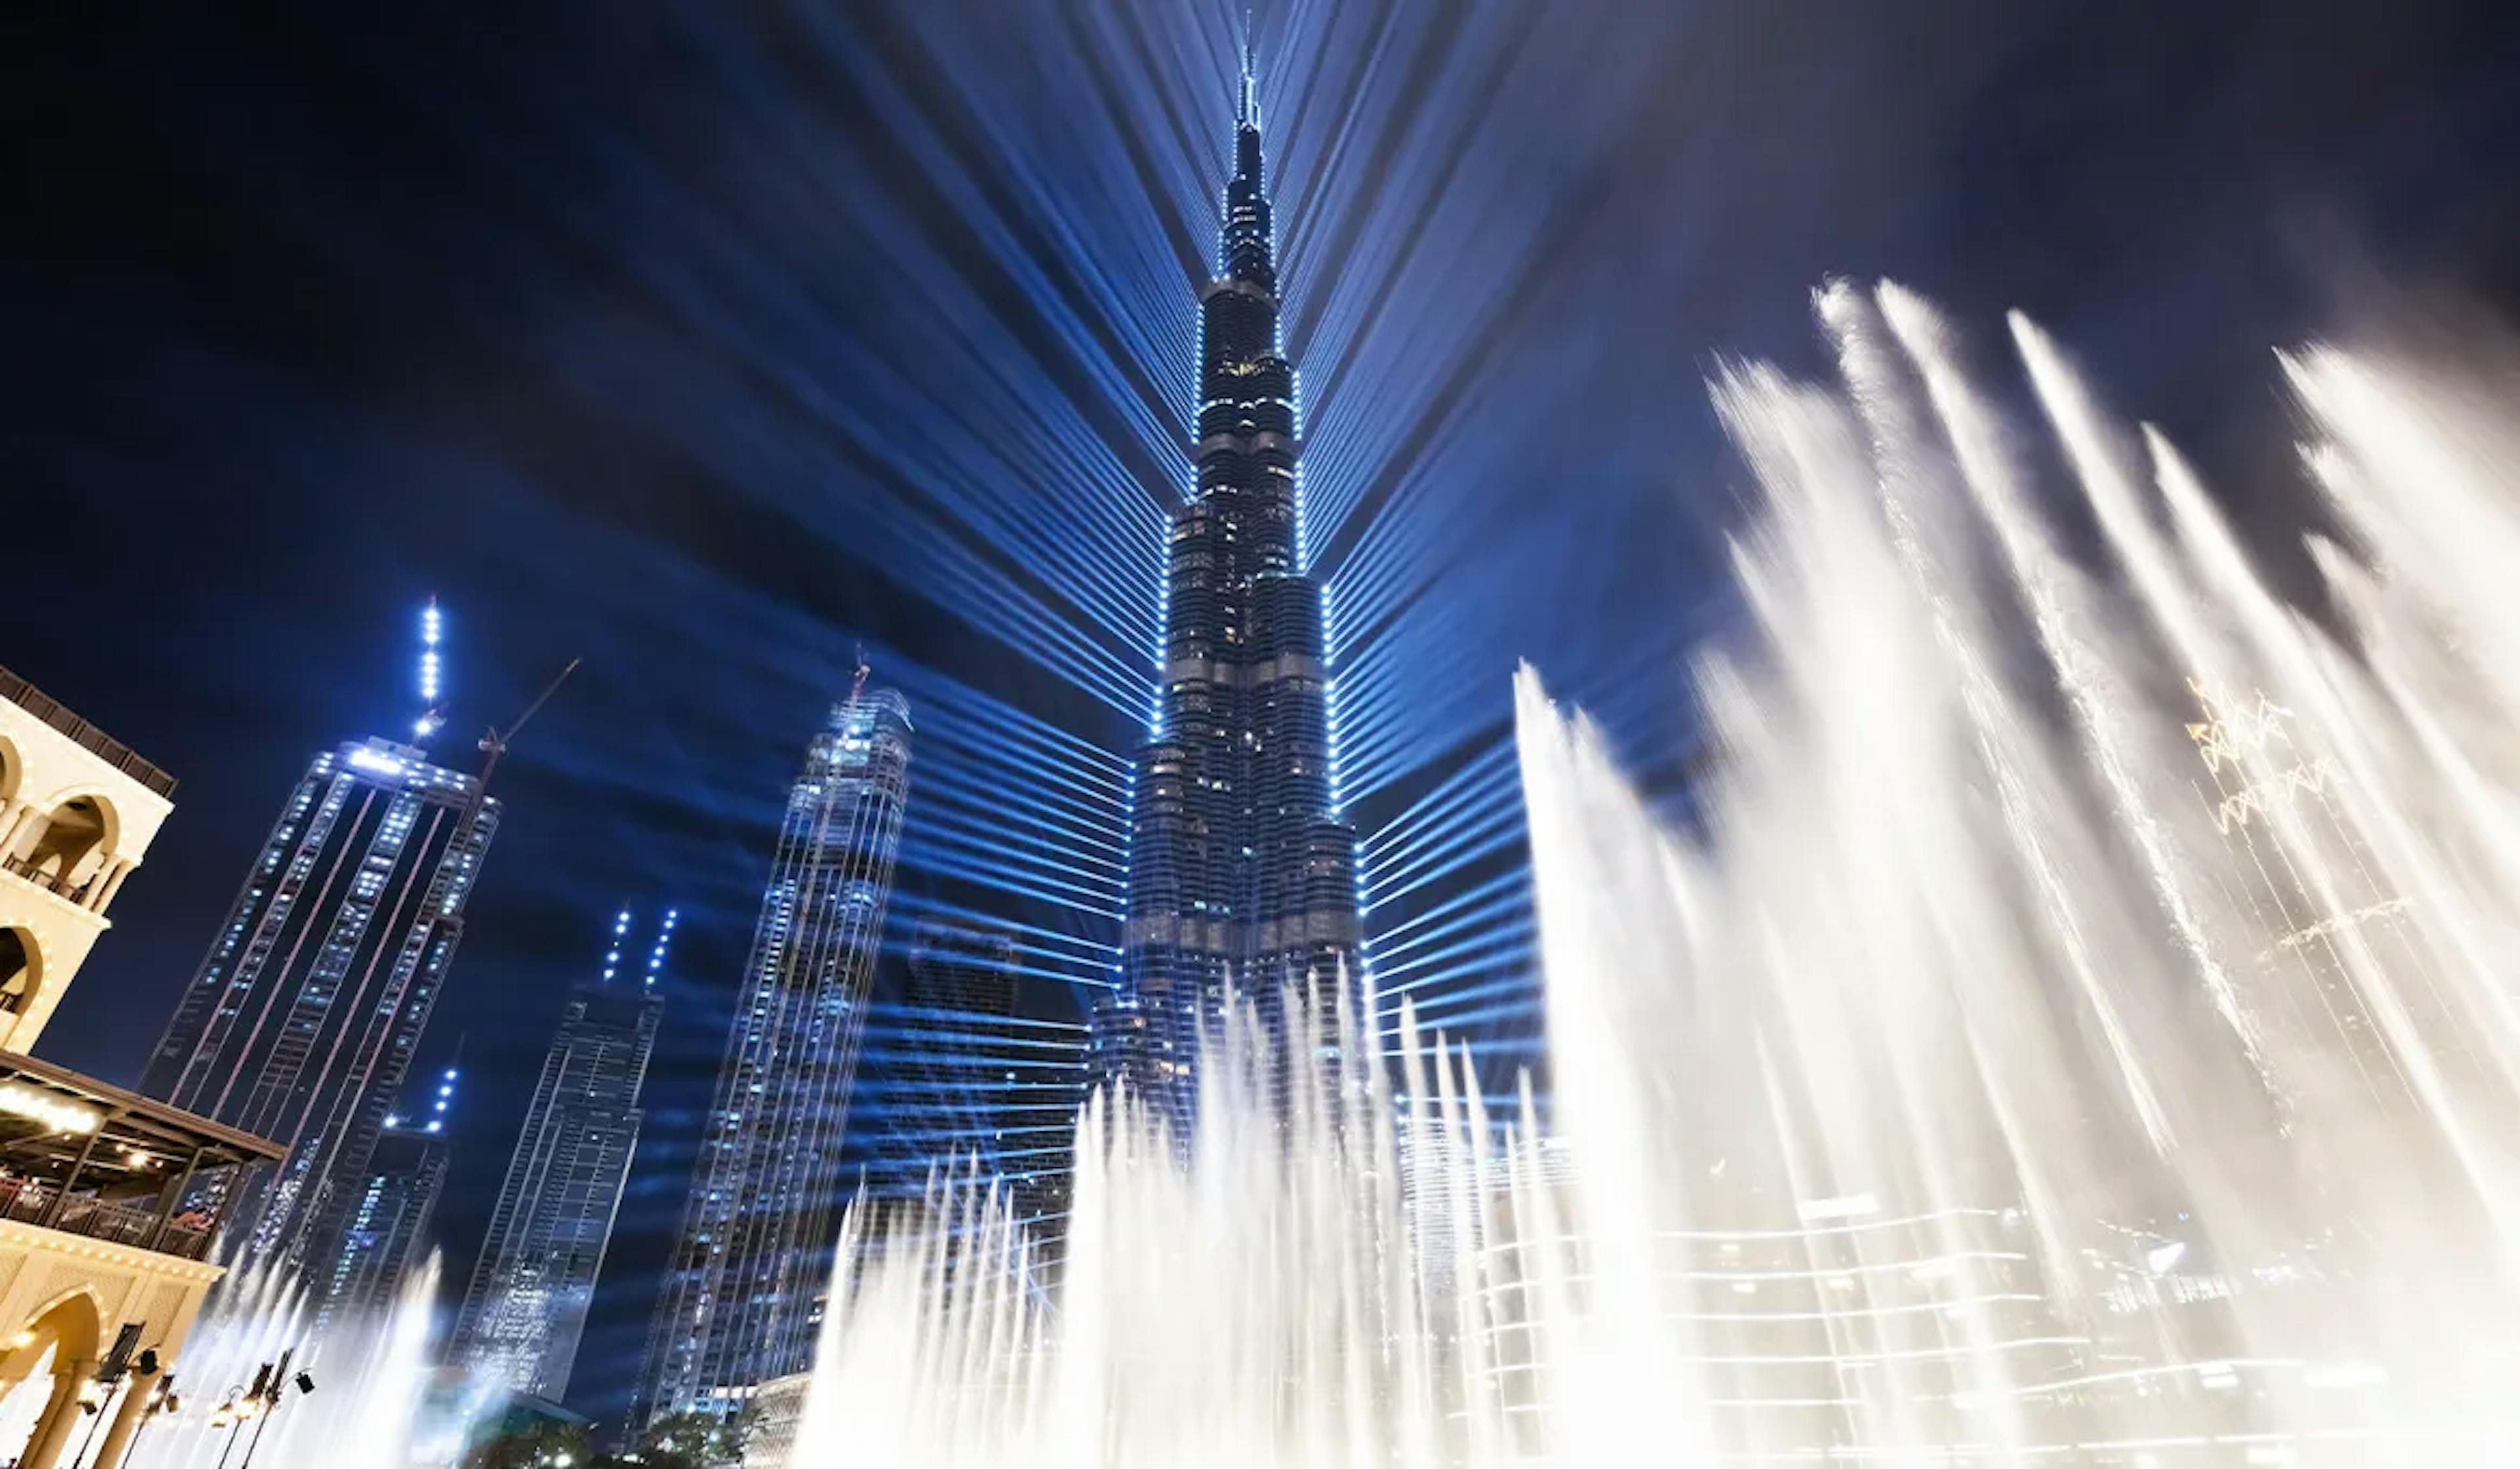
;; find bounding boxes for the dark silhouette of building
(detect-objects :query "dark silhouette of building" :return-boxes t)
[849,921,1085,1244]
[324,1060,459,1317]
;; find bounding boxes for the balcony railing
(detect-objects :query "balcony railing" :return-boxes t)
[0,667,177,798]
[0,1174,216,1262]
[0,854,98,907]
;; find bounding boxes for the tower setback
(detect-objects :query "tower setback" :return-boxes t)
[1103,55,1362,1119]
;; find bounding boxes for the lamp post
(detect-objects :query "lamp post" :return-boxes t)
[221,1350,312,1469]
[106,1372,178,1469]
[207,1388,249,1469]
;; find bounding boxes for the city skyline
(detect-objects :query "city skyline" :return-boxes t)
[7,0,2513,1437]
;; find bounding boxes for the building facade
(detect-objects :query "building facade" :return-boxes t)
[452,909,670,1401]
[138,734,497,1296]
[850,921,1086,1240]
[1106,60,1362,1121]
[639,684,912,1426]
[0,666,175,1051]
[0,667,285,1469]
[322,1106,452,1319]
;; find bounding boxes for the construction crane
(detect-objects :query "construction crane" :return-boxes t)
[473,657,580,795]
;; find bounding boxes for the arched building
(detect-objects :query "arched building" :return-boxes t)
[0,665,284,1469]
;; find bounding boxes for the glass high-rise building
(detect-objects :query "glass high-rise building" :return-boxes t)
[140,734,497,1292]
[1104,58,1361,1119]
[639,682,912,1426]
[324,1059,460,1319]
[850,920,1087,1237]
[452,907,671,1402]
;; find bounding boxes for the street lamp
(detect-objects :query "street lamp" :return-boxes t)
[102,1369,179,1469]
[202,1349,314,1469]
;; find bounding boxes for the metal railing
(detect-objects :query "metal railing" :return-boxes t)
[0,667,177,798]
[0,1175,215,1261]
[0,853,96,906]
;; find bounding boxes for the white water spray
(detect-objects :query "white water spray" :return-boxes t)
[781,285,2520,1466]
[123,1256,438,1469]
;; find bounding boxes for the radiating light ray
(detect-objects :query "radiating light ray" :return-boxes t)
[1366,887,1531,967]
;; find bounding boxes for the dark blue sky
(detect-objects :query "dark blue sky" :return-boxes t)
[7,0,2516,1420]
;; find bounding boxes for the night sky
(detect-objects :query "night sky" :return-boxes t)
[8,0,2517,1421]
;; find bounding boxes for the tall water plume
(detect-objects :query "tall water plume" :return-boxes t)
[782,284,2520,1465]
[122,1256,438,1469]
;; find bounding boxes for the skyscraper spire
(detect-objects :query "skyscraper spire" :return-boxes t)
[603,905,631,983]
[1238,17,1259,131]
[1102,43,1360,1130]
[646,906,679,987]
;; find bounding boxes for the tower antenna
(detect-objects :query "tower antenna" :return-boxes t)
[1238,12,1259,129]
[413,598,448,741]
[852,644,872,703]
[647,906,680,987]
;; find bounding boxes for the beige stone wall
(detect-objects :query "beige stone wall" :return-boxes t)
[0,1217,222,1378]
[0,698,176,1053]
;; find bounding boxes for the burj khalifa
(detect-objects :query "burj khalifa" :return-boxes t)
[1100,54,1363,1123]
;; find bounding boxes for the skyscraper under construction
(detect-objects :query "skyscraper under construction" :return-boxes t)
[140,732,497,1293]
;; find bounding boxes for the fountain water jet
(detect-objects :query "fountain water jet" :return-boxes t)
[781,285,2520,1466]
[122,1256,437,1469]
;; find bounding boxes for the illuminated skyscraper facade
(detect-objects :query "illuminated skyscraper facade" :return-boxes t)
[140,735,497,1294]
[453,908,671,1401]
[325,1060,460,1318]
[850,921,1085,1235]
[640,683,912,1426]
[1106,59,1361,1118]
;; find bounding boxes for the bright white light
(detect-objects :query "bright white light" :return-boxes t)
[2145,1240,2189,1275]
[2301,1361,2387,1390]
[0,1084,100,1134]
[348,748,406,777]
[1796,1192,1881,1223]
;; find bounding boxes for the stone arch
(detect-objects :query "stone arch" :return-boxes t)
[9,791,119,896]
[0,927,40,1016]
[0,737,20,805]
[0,1289,102,1383]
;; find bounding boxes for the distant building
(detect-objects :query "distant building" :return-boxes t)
[139,728,498,1298]
[1108,51,1361,1124]
[0,665,286,1469]
[322,1066,457,1319]
[452,907,671,1401]
[639,676,912,1426]
[849,920,1087,1252]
